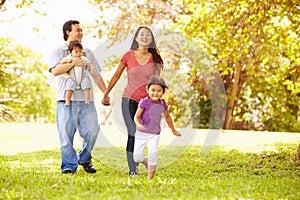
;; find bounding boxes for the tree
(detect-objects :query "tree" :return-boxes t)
[0,0,35,10]
[0,37,55,122]
[174,0,300,131]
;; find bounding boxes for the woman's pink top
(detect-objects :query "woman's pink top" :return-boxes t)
[120,50,161,102]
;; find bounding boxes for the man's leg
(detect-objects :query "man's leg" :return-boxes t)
[56,101,78,173]
[77,102,99,173]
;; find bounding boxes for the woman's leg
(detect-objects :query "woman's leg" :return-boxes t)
[121,97,139,174]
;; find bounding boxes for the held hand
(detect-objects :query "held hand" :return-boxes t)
[172,130,181,136]
[102,95,110,106]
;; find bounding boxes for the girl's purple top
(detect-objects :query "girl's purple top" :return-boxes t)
[138,96,168,134]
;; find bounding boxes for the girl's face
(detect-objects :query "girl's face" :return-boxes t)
[71,47,83,58]
[147,84,164,102]
[135,28,152,48]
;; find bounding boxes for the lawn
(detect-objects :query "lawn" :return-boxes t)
[0,122,300,199]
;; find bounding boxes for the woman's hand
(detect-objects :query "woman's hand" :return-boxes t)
[102,95,110,106]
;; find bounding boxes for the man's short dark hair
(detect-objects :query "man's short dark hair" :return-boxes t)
[63,20,80,41]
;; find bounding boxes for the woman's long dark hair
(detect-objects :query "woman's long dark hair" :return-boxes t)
[130,26,163,69]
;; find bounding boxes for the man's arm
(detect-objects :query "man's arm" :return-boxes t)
[50,58,83,76]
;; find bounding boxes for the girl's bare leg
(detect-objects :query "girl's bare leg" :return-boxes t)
[148,165,156,180]
[65,90,73,106]
[84,88,90,105]
[142,157,148,169]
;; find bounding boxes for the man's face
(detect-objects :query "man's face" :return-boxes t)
[68,24,83,42]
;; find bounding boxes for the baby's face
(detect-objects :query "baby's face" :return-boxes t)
[71,47,83,58]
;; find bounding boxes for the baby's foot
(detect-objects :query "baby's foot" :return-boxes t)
[65,102,70,106]
[85,101,90,105]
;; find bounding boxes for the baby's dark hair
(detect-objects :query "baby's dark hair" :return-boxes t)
[147,76,168,93]
[68,40,83,52]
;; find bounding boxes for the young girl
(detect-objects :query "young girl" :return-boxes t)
[133,76,181,180]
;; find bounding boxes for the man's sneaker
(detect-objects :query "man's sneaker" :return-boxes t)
[62,169,74,174]
[79,162,96,173]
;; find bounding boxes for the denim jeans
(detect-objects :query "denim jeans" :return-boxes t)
[56,101,100,173]
[121,97,139,173]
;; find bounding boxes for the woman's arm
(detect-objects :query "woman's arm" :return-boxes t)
[102,62,126,105]
[154,67,161,76]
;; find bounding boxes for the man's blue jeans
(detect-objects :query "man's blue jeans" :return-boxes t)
[56,101,100,173]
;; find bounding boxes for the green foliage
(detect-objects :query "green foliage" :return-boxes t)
[0,37,55,122]
[174,0,300,131]
[0,145,299,199]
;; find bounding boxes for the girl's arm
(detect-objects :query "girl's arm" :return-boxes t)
[134,107,146,131]
[164,110,181,136]
[102,62,126,105]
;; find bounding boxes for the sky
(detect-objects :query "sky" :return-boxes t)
[0,0,100,61]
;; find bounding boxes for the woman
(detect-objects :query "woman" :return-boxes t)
[102,26,163,176]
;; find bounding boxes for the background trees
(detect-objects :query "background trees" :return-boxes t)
[0,38,55,122]
[173,0,300,131]
[1,0,299,131]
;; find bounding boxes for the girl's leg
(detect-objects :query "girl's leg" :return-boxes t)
[147,134,160,180]
[148,165,156,180]
[133,130,147,167]
[142,157,148,169]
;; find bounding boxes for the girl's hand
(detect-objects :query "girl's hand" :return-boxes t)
[172,130,181,136]
[137,123,146,131]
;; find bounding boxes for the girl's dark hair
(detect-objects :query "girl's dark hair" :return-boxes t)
[63,20,80,41]
[68,40,83,52]
[130,26,164,69]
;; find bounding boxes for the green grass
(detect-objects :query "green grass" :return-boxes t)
[0,145,299,199]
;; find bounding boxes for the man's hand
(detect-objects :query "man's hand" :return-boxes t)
[102,95,111,106]
[72,58,84,67]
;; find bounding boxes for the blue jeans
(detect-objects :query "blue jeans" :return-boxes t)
[56,101,100,173]
[121,97,139,173]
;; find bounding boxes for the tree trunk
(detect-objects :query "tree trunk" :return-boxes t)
[224,64,242,129]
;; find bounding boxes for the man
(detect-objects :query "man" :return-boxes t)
[48,20,109,174]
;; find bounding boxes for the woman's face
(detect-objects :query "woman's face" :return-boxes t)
[135,28,152,48]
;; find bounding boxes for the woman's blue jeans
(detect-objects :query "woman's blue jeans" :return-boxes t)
[121,97,139,173]
[56,101,100,173]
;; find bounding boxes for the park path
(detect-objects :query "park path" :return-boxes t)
[0,123,300,155]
